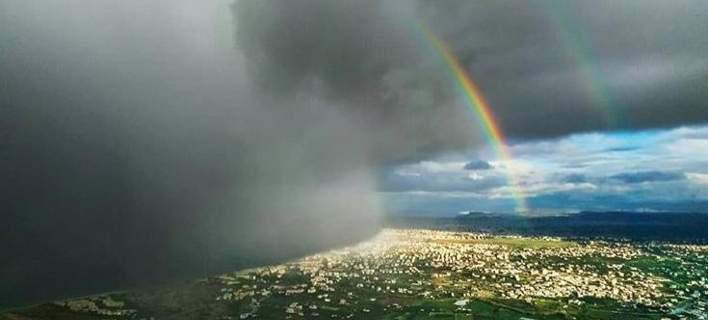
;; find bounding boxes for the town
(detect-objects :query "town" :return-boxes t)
[212,229,706,319]
[4,229,707,319]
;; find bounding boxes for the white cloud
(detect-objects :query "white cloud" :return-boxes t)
[467,172,484,181]
[382,125,708,214]
[416,161,468,173]
[687,172,708,185]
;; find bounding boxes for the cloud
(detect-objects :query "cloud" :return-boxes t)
[562,174,587,183]
[232,0,708,145]
[464,160,493,170]
[610,171,686,184]
[527,191,708,213]
[1,0,394,306]
[232,0,478,163]
[605,146,640,152]
[379,167,506,193]
[422,0,708,138]
[383,126,708,215]
[687,173,708,185]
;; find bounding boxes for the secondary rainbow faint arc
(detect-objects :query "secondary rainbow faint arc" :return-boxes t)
[423,27,529,213]
[539,1,625,128]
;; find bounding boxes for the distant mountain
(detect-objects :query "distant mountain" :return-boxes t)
[387,211,708,243]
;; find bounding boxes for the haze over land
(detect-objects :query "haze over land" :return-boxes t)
[2,0,708,308]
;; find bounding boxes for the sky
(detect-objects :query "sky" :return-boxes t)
[381,125,708,216]
[2,0,708,307]
[369,0,708,215]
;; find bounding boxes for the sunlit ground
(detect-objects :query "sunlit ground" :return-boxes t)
[4,229,707,319]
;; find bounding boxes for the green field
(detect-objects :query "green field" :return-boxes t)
[3,229,706,319]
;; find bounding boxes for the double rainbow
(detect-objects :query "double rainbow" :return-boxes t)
[423,27,529,213]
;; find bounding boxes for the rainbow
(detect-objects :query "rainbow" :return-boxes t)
[540,1,625,128]
[423,27,529,213]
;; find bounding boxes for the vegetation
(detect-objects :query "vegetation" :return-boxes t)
[3,229,706,320]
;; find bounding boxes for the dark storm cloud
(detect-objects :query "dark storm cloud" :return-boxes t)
[464,160,493,170]
[232,0,478,164]
[611,171,686,184]
[419,0,708,138]
[1,0,398,307]
[233,0,708,142]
